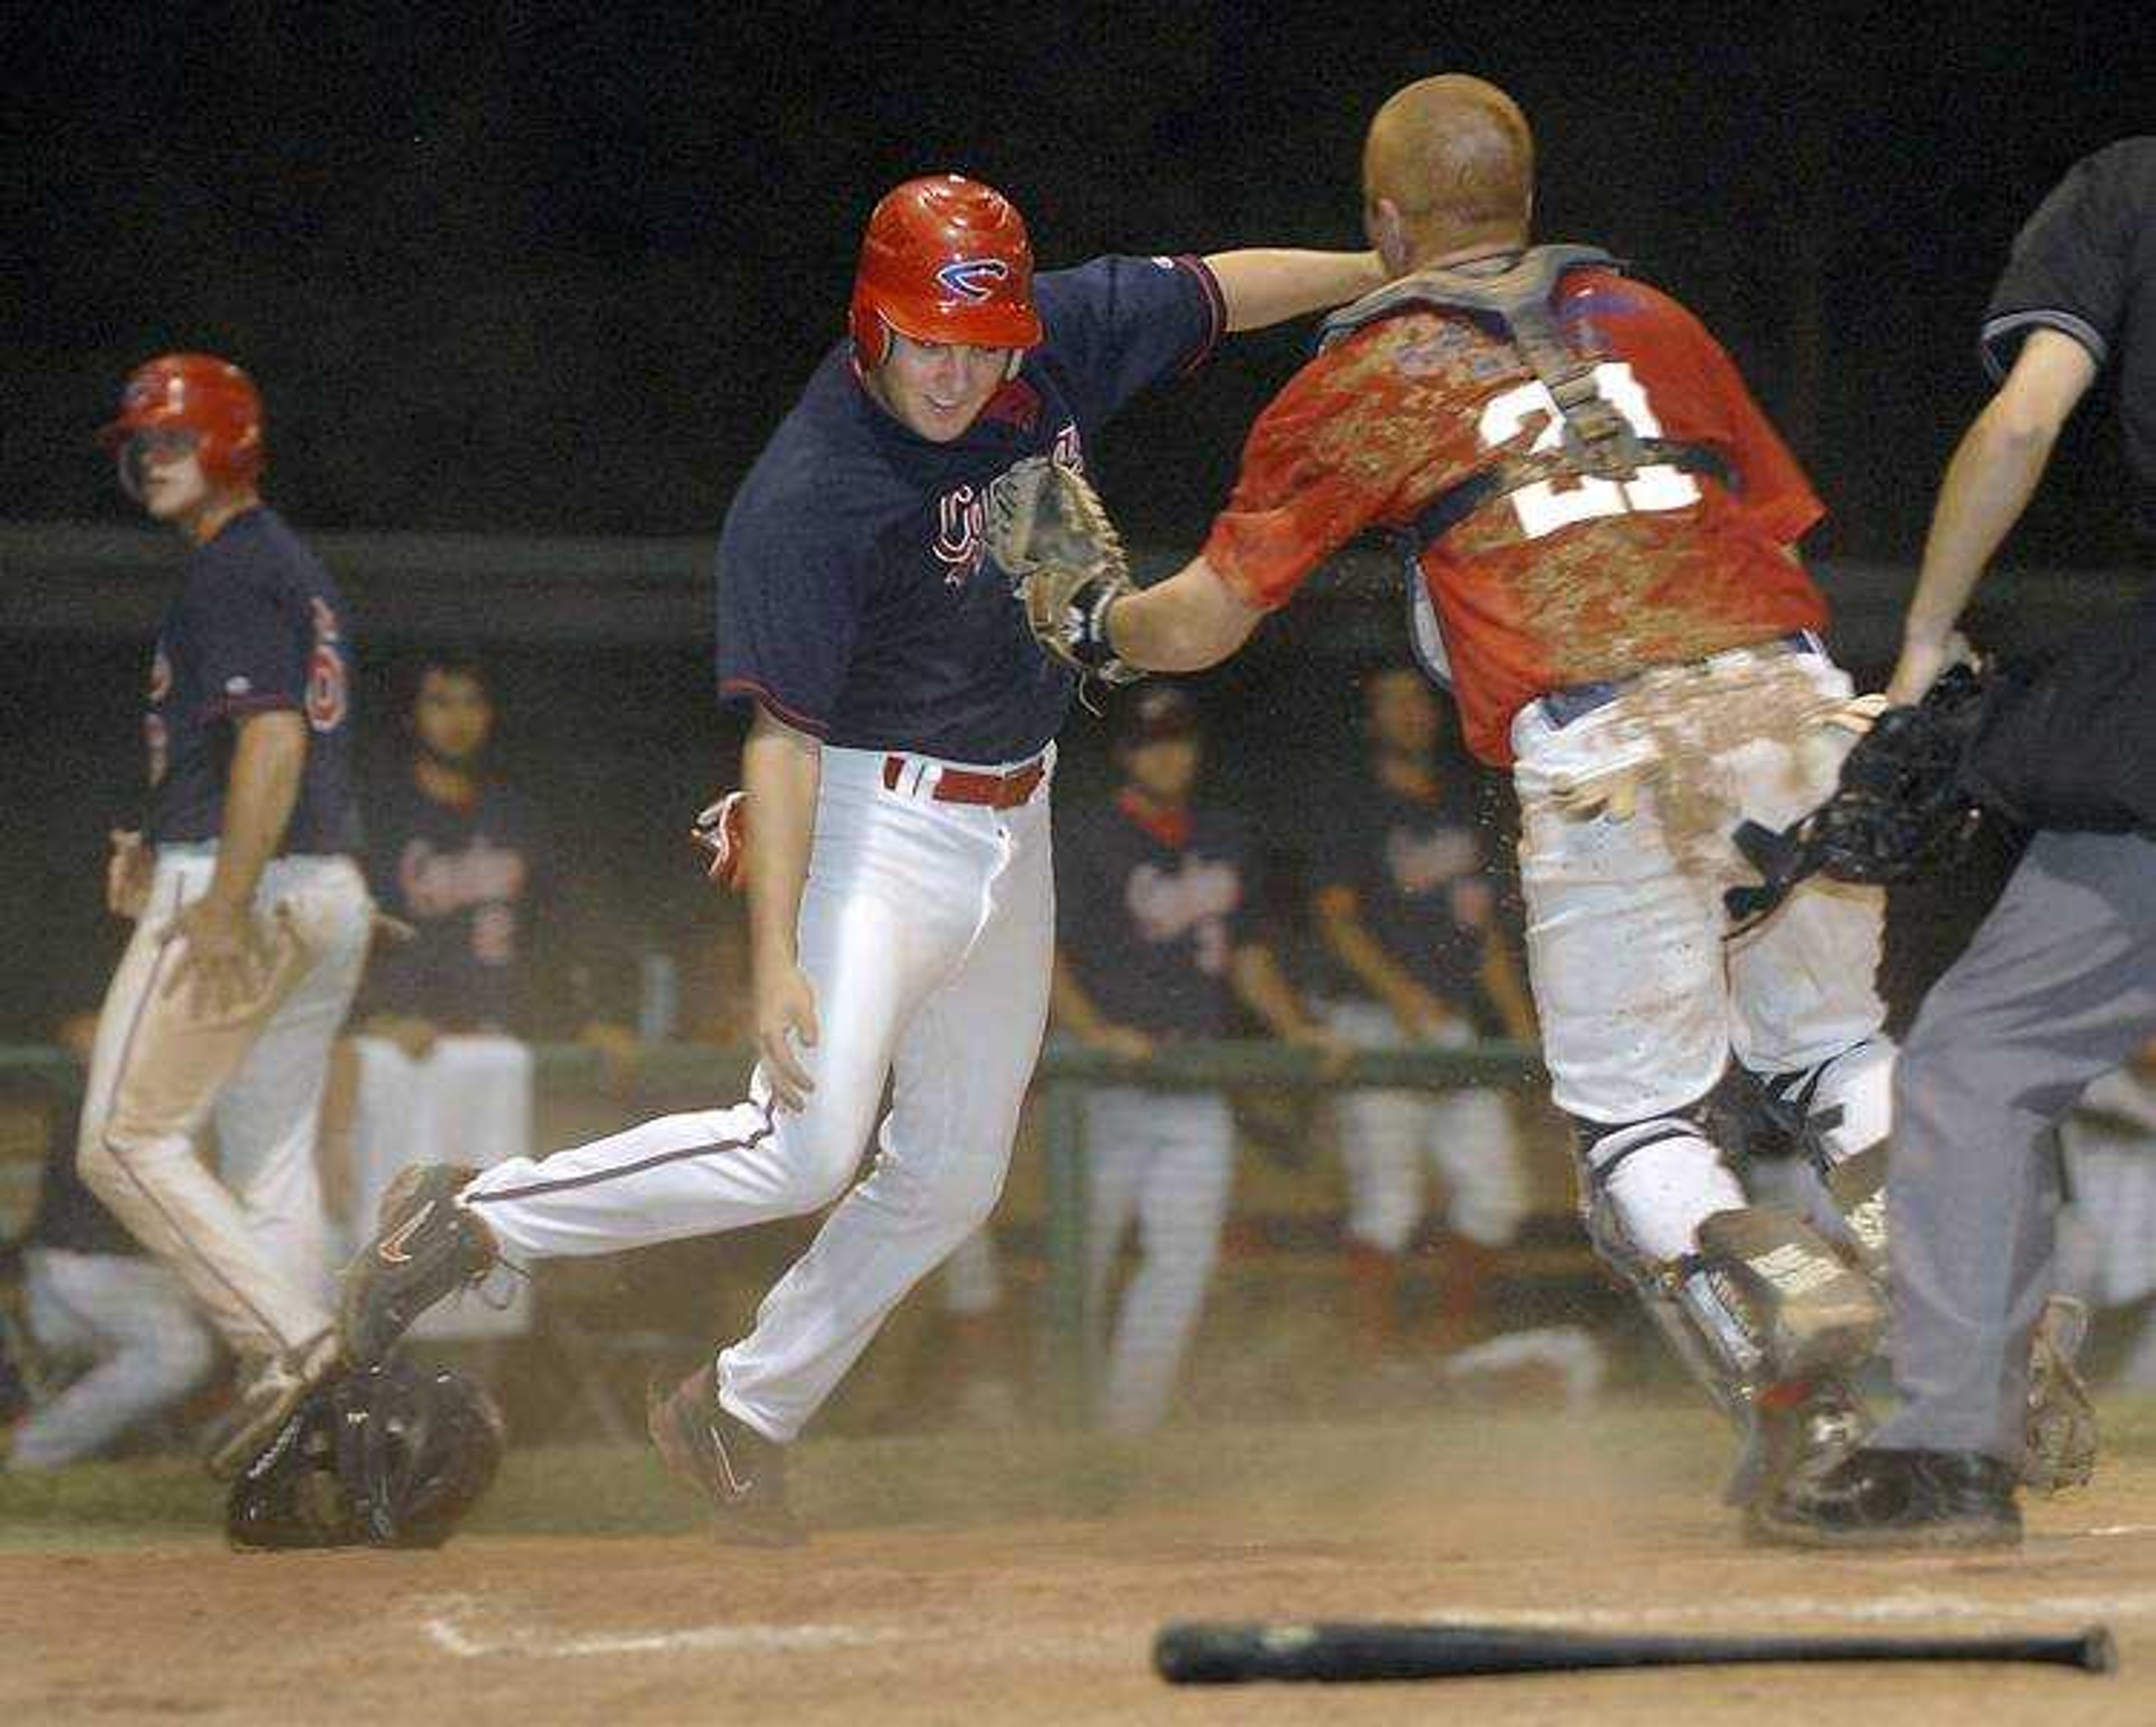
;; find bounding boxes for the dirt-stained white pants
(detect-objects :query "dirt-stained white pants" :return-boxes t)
[456,745,1056,1442]
[1511,648,1890,1272]
[76,847,371,1362]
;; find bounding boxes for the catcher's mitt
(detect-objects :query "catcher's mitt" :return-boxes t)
[986,456,1143,685]
[1725,664,1996,929]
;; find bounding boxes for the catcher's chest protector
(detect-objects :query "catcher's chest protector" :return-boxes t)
[1317,245,1735,555]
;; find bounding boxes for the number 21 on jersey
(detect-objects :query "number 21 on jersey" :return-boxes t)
[1477,362,1700,540]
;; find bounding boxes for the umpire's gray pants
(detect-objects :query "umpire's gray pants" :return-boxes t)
[1878,829,2156,1460]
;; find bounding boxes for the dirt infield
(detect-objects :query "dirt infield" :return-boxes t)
[7,1405,2155,1725]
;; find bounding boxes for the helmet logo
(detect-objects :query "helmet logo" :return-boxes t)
[935,257,1011,302]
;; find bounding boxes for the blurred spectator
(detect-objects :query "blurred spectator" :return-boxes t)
[336,654,631,1331]
[1312,669,1537,1363]
[4,1015,214,1469]
[1053,687,1340,1433]
[2058,1038,2156,1390]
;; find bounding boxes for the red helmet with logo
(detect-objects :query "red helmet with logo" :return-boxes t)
[99,353,265,486]
[848,175,1043,366]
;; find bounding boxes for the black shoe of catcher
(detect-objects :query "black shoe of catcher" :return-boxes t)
[338,1164,497,1366]
[1754,1445,2022,1550]
[648,1362,805,1547]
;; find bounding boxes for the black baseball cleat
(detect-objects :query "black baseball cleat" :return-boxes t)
[648,1363,805,1547]
[1753,1446,2022,1549]
[338,1164,497,1366]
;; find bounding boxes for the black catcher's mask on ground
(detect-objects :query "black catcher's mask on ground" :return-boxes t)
[227,1359,505,1551]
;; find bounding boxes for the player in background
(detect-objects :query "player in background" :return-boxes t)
[3,1013,216,1469]
[330,654,633,1331]
[1314,668,1536,1365]
[1765,139,2156,1547]
[1054,686,1340,1433]
[80,354,372,1475]
[1062,77,1903,1512]
[339,175,1382,1539]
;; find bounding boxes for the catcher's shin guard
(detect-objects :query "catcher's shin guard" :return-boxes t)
[1692,1207,1885,1381]
[338,1164,496,1366]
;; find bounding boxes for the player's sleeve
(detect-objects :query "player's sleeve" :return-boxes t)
[1034,255,1226,428]
[1201,347,1403,610]
[1981,143,2147,380]
[183,574,308,723]
[713,486,863,735]
[1691,327,1825,545]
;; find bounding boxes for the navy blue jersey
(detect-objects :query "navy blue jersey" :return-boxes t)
[360,775,545,1032]
[144,508,360,855]
[1057,793,1254,1039]
[1313,773,1493,1008]
[715,255,1226,763]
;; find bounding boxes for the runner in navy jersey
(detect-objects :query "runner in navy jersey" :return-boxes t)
[77,354,373,1477]
[1054,686,1339,1432]
[342,174,1382,1537]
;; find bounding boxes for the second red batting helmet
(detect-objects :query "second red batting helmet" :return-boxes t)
[99,353,265,486]
[848,175,1043,365]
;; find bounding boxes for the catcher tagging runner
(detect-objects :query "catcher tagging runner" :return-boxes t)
[339,174,1381,1539]
[1000,76,1910,1513]
[81,354,372,1477]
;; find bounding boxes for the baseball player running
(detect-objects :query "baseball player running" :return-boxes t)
[1055,684,1337,1433]
[1315,667,1536,1363]
[1019,77,1903,1510]
[1764,138,2156,1547]
[81,354,371,1475]
[339,174,1381,1539]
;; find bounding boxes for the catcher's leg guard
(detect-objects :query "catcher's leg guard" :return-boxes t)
[1754,1036,1895,1278]
[1578,1111,1883,1418]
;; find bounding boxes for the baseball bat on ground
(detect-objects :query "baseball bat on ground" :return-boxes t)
[1154,1621,2116,1684]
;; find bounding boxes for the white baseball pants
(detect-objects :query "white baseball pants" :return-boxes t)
[1083,1085,1235,1434]
[11,1248,217,1469]
[1511,651,1888,1265]
[76,847,372,1360]
[1325,1000,1525,1253]
[458,745,1055,1442]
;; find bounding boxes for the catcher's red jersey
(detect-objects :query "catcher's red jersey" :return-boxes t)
[1202,267,1828,764]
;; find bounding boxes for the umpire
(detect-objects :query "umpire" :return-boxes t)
[1767,139,2156,1547]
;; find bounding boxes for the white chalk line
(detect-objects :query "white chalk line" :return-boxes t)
[415,1596,898,1661]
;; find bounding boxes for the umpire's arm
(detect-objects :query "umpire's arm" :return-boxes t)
[1890,329,2098,702]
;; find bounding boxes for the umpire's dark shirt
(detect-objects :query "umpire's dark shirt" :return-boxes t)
[1982,138,2156,537]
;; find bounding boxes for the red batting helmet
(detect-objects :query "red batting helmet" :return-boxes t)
[99,353,265,486]
[848,175,1043,366]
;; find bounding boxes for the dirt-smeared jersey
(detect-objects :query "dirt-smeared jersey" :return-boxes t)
[1201,266,1828,765]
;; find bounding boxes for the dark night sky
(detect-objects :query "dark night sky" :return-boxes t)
[1,3,2149,1036]
[4,3,2149,561]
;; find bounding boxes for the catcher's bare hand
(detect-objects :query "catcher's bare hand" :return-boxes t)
[756,960,820,1112]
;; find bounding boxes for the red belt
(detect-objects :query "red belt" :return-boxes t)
[882,754,1046,810]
